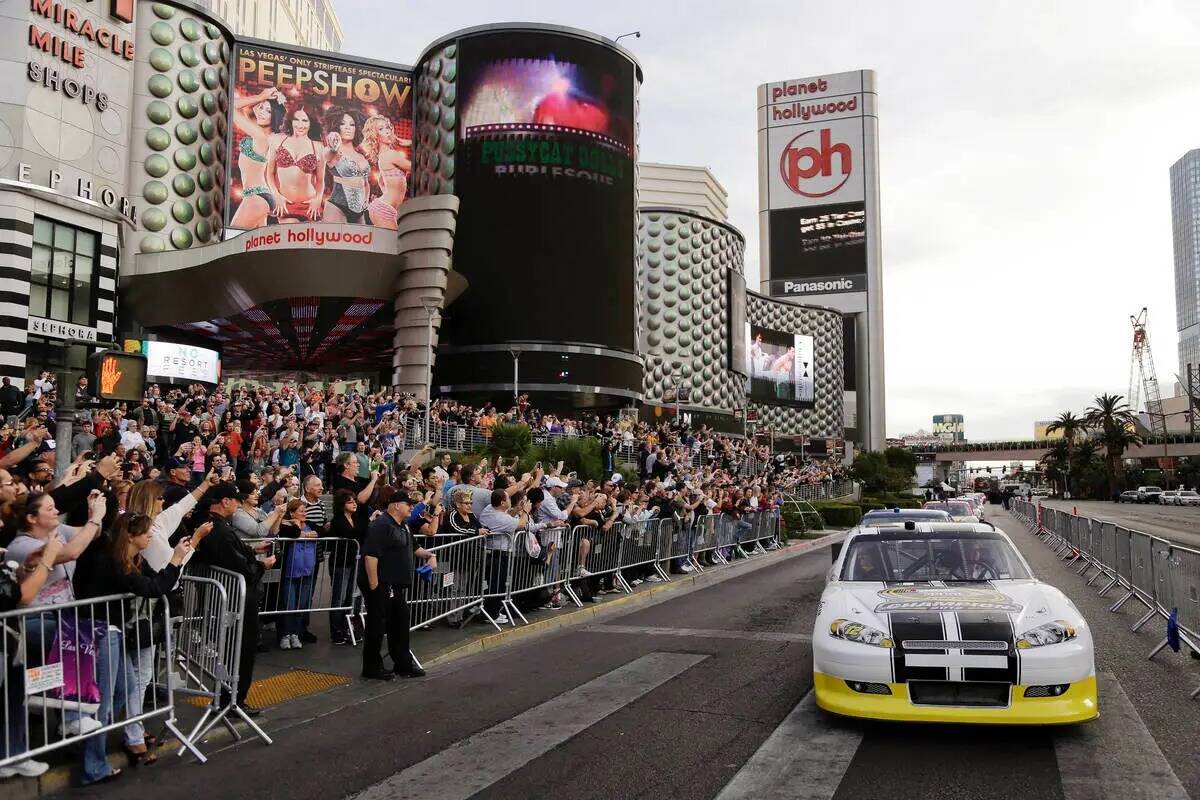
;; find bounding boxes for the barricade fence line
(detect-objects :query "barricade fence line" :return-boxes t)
[0,508,783,770]
[1010,498,1200,700]
[0,591,205,771]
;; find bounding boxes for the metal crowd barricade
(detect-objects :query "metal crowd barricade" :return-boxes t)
[690,513,721,568]
[1016,501,1200,699]
[0,593,202,770]
[621,518,667,581]
[176,564,271,752]
[408,533,489,631]
[253,537,361,640]
[501,528,572,624]
[579,524,628,591]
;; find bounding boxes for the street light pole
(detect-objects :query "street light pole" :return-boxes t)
[509,346,522,406]
[419,297,441,446]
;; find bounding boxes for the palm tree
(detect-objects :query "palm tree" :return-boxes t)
[1084,393,1141,498]
[1040,440,1071,496]
[1044,411,1085,496]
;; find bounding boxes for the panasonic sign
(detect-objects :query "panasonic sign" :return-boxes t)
[772,275,866,296]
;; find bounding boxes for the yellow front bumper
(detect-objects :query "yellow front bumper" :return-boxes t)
[813,672,1098,725]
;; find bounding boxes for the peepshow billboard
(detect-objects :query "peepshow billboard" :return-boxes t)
[226,44,413,233]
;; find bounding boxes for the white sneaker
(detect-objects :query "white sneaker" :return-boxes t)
[680,564,694,573]
[645,574,664,583]
[575,567,592,578]
[630,578,643,586]
[494,614,511,625]
[290,634,303,650]
[59,717,102,737]
[0,759,48,778]
[279,636,293,650]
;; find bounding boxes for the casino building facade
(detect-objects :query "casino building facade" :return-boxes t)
[0,3,852,445]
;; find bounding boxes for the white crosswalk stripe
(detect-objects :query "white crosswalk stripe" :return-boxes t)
[347,652,707,800]
[714,692,862,800]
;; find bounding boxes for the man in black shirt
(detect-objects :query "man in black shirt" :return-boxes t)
[359,495,437,680]
[195,482,275,714]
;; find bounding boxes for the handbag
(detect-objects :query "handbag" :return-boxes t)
[123,598,165,652]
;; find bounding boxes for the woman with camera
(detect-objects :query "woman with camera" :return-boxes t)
[72,512,197,780]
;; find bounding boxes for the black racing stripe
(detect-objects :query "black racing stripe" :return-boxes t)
[957,611,1018,683]
[890,612,948,682]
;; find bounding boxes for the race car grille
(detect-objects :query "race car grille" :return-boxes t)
[902,640,1009,651]
[1023,684,1070,698]
[845,681,892,695]
[908,681,1010,707]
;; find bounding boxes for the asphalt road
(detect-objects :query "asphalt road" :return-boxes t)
[1038,498,1200,550]
[67,510,1200,800]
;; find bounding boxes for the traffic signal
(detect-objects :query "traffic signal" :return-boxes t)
[87,350,147,402]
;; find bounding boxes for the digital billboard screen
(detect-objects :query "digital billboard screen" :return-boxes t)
[447,33,637,352]
[728,271,747,375]
[143,341,220,384]
[766,202,866,297]
[227,45,413,233]
[747,325,814,407]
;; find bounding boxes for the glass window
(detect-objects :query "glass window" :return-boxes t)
[32,218,53,246]
[29,217,100,325]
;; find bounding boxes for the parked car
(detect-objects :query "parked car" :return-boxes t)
[1176,490,1200,507]
[1136,486,1164,504]
[1117,490,1139,503]
[1161,490,1180,505]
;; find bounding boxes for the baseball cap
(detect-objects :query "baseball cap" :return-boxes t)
[566,479,584,488]
[544,477,568,489]
[166,457,188,471]
[610,473,625,485]
[207,482,242,504]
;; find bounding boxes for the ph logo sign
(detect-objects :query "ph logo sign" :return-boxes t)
[779,128,852,198]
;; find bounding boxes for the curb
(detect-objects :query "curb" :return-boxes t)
[18,532,842,795]
[425,531,844,667]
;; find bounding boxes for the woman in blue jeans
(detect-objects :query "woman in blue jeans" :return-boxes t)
[277,500,318,650]
[70,513,195,784]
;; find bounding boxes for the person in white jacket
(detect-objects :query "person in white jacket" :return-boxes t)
[126,469,221,571]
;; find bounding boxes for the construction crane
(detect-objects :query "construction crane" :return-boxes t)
[1128,308,1167,438]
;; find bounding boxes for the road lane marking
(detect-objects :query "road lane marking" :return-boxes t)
[587,624,813,644]
[714,692,862,800]
[1055,672,1188,800]
[346,652,707,800]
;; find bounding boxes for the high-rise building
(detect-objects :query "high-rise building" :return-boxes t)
[1171,150,1200,377]
[637,163,729,221]
[197,0,343,51]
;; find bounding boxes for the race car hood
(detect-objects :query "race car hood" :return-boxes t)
[824,580,1073,635]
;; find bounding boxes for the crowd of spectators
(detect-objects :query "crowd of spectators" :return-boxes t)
[0,374,846,785]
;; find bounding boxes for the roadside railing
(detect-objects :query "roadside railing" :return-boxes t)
[0,506,783,773]
[1010,499,1200,700]
[0,592,205,772]
[782,480,856,504]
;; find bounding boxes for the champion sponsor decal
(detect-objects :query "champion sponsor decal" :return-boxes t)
[874,586,1023,614]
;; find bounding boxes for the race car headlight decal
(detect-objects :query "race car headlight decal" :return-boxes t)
[1016,620,1077,649]
[829,618,894,648]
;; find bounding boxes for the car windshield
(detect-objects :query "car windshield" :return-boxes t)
[1182,492,1198,497]
[842,533,1031,582]
[924,502,972,516]
[862,510,951,524]
[1144,487,1162,492]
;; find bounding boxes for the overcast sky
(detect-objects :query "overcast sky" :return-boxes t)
[337,0,1200,440]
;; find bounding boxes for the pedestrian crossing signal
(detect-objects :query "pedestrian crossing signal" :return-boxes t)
[87,350,146,402]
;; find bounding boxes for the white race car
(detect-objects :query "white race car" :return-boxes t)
[813,522,1097,724]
